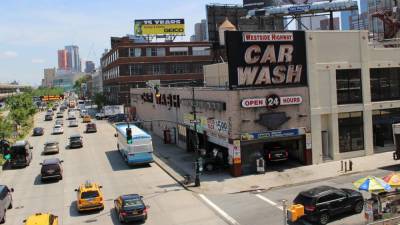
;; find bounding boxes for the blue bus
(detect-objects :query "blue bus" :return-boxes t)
[114,123,154,165]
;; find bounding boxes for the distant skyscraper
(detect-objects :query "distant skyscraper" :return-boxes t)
[85,61,95,73]
[65,45,81,72]
[191,19,207,41]
[57,50,68,70]
[340,11,351,30]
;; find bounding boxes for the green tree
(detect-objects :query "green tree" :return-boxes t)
[0,116,13,138]
[73,76,88,95]
[93,93,107,110]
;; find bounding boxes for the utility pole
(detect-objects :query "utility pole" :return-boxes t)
[192,82,201,187]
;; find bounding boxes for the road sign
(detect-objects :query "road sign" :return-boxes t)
[190,119,200,124]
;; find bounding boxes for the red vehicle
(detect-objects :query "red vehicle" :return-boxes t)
[86,123,97,133]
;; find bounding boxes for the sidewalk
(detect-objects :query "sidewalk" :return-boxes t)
[151,134,400,195]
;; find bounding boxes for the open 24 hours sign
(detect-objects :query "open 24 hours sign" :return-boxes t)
[241,95,303,109]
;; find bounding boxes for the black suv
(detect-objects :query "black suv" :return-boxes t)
[69,134,83,148]
[0,185,13,224]
[293,186,364,225]
[40,158,63,182]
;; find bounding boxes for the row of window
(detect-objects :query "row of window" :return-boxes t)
[336,67,400,104]
[102,50,119,68]
[127,46,210,58]
[103,63,205,80]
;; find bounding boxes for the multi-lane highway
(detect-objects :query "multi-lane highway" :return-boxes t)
[1,110,227,225]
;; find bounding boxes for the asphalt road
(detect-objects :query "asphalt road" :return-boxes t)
[203,164,400,225]
[1,111,228,225]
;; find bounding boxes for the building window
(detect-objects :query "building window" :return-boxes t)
[151,64,166,75]
[338,112,364,153]
[129,64,144,75]
[370,68,400,101]
[170,47,189,56]
[129,48,142,57]
[171,64,188,74]
[372,108,400,147]
[146,47,165,57]
[192,46,210,56]
[336,69,362,104]
[193,63,204,73]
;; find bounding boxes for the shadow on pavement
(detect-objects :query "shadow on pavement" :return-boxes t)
[288,211,364,225]
[34,174,59,185]
[105,150,151,171]
[378,164,400,172]
[69,201,104,218]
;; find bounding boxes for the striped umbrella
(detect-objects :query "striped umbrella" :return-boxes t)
[353,176,392,192]
[383,173,400,187]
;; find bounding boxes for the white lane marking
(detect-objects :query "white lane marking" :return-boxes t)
[198,194,241,225]
[255,194,284,211]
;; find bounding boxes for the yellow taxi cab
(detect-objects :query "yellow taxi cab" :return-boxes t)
[75,180,104,212]
[24,213,58,225]
[82,115,91,123]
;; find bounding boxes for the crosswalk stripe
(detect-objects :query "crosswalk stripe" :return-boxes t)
[198,194,241,225]
[255,194,284,211]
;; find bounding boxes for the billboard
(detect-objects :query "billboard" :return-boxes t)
[243,0,328,9]
[225,31,307,89]
[134,19,185,36]
[40,95,64,101]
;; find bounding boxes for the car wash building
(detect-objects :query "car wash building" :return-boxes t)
[130,30,311,176]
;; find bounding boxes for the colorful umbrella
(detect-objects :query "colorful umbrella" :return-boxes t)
[353,176,392,192]
[383,173,400,187]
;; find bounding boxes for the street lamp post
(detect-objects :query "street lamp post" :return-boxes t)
[192,82,201,187]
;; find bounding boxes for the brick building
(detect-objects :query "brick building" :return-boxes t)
[101,36,213,105]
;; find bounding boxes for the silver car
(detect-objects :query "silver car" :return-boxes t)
[69,119,78,127]
[43,141,59,155]
[52,125,64,134]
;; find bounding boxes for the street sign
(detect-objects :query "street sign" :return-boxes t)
[190,119,201,124]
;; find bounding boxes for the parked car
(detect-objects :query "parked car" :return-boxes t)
[108,114,126,123]
[0,185,14,224]
[114,194,148,223]
[44,114,53,121]
[95,112,105,120]
[69,119,78,127]
[52,125,63,135]
[32,127,44,136]
[9,140,33,168]
[23,213,58,225]
[85,123,97,133]
[68,134,83,148]
[40,158,63,182]
[293,185,364,225]
[75,181,104,212]
[43,141,59,155]
[56,112,63,118]
[264,143,289,162]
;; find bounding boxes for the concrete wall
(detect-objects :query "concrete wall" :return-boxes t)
[307,30,400,164]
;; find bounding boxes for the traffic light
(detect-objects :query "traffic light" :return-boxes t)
[126,127,132,144]
[155,85,161,98]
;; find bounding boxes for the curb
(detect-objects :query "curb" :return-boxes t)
[153,151,191,191]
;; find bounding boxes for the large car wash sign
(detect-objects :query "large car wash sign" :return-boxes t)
[225,31,307,89]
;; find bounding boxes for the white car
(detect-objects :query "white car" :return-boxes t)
[52,125,64,135]
[69,119,79,127]
[68,112,76,120]
[80,109,88,118]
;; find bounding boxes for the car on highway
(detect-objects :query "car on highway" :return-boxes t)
[264,143,289,162]
[80,109,88,118]
[23,213,58,225]
[52,125,63,135]
[47,109,54,116]
[9,140,33,168]
[85,123,97,133]
[32,127,44,136]
[68,111,76,120]
[74,181,104,212]
[293,185,364,225]
[44,114,53,121]
[114,194,148,223]
[68,134,83,148]
[40,158,63,182]
[68,119,78,127]
[82,115,91,123]
[56,112,63,118]
[0,185,14,224]
[55,119,64,126]
[43,141,59,155]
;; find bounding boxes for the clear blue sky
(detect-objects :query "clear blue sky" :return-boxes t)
[0,0,242,86]
[0,0,361,86]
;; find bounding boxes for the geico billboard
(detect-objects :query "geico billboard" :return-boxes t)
[225,31,307,89]
[134,19,185,35]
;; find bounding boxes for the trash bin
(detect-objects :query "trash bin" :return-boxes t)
[163,129,171,144]
[256,157,265,173]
